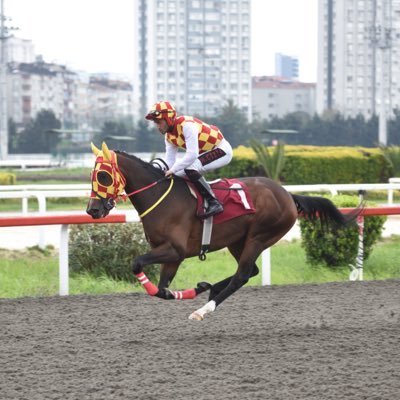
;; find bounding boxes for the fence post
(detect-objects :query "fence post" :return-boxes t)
[388,188,393,205]
[261,248,271,286]
[59,224,69,295]
[22,191,28,214]
[37,194,47,250]
[350,190,365,281]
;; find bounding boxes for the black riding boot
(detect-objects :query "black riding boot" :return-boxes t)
[193,176,224,219]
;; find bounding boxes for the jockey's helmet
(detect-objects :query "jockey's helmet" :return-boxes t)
[145,101,176,126]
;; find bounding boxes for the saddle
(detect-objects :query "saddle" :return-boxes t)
[187,178,256,224]
[186,178,256,260]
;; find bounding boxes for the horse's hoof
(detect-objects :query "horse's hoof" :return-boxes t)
[188,312,204,321]
[197,281,212,290]
[195,281,212,295]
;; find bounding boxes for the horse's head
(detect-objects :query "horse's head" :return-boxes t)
[86,142,126,219]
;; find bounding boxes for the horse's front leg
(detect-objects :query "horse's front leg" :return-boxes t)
[132,243,181,299]
[132,242,182,275]
[159,263,180,289]
[133,244,210,300]
[208,264,259,301]
[207,240,259,301]
[156,263,181,300]
[189,266,253,320]
[189,242,263,320]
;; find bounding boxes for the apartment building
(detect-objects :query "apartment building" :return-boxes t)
[252,76,316,120]
[133,0,251,120]
[275,53,299,80]
[317,0,400,118]
[4,37,35,64]
[88,76,134,126]
[6,60,133,130]
[7,61,65,126]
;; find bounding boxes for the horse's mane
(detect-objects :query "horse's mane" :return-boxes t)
[114,150,166,179]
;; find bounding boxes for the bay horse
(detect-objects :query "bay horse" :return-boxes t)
[86,142,355,321]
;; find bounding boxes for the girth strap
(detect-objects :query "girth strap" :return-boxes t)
[199,208,213,261]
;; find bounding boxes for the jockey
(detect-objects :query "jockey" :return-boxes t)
[145,101,233,219]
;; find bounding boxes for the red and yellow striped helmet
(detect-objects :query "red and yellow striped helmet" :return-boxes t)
[145,101,176,126]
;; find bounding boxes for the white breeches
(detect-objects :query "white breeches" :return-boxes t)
[175,139,233,177]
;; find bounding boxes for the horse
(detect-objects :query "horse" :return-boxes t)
[87,142,357,321]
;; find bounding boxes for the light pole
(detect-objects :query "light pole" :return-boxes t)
[0,0,7,159]
[376,0,392,146]
[0,0,17,160]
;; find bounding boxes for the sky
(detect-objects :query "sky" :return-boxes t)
[5,0,318,82]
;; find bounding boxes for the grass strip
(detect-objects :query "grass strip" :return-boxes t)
[1,237,399,299]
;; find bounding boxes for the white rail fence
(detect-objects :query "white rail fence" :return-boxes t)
[1,181,399,249]
[0,184,91,214]
[1,180,400,214]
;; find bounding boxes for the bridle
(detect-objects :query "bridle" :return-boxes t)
[90,151,174,218]
[90,150,126,210]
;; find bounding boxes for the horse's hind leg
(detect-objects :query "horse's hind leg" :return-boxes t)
[208,242,259,301]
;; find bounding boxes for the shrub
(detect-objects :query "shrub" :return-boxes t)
[299,195,386,267]
[0,172,16,185]
[69,223,159,284]
[208,145,391,184]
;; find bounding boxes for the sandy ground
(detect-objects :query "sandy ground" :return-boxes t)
[1,280,400,400]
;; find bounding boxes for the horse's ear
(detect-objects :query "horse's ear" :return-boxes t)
[91,142,100,156]
[102,142,112,161]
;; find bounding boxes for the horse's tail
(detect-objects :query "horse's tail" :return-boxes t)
[291,194,361,228]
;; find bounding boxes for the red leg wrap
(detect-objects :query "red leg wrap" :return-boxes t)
[135,272,159,296]
[170,288,197,300]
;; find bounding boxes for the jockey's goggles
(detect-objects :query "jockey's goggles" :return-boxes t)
[145,109,169,120]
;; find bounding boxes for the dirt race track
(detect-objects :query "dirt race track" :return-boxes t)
[1,280,400,400]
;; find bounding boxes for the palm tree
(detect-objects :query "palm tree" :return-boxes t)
[380,145,400,177]
[249,139,285,182]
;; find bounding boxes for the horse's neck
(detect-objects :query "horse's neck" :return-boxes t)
[118,155,165,207]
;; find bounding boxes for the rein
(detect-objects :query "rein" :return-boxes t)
[120,174,175,219]
[117,166,175,218]
[124,177,167,197]
[135,177,174,218]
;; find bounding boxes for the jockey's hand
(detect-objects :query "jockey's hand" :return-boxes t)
[165,169,174,177]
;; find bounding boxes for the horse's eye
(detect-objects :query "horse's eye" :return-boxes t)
[97,171,113,186]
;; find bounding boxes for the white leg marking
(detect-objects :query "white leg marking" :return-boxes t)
[188,300,216,321]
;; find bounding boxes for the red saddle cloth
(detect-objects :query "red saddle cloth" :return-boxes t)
[187,178,256,224]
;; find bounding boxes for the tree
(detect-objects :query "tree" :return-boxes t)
[133,119,164,152]
[8,118,18,154]
[92,120,137,152]
[93,121,129,144]
[15,110,62,153]
[208,99,249,148]
[388,109,400,145]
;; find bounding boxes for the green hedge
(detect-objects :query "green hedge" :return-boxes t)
[206,145,391,184]
[69,223,159,284]
[0,172,16,185]
[299,195,386,268]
